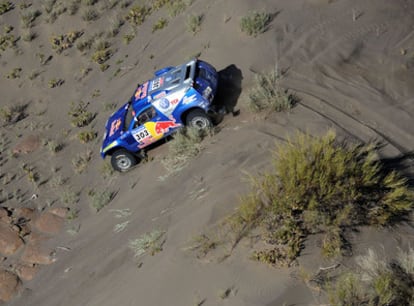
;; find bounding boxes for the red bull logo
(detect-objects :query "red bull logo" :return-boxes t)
[154,120,180,135]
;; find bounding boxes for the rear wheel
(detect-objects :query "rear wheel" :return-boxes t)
[111,149,137,172]
[186,109,212,129]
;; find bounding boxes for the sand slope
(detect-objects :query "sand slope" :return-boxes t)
[1,0,414,305]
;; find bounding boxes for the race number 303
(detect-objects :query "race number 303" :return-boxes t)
[134,129,150,141]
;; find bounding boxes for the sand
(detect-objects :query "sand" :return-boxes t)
[1,0,414,305]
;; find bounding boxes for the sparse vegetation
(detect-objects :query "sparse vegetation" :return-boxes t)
[91,40,112,64]
[45,139,63,154]
[129,230,165,257]
[89,189,114,212]
[41,0,57,14]
[81,7,99,21]
[167,0,192,17]
[150,0,169,11]
[161,127,209,174]
[107,16,124,37]
[0,104,26,125]
[61,189,79,205]
[82,0,98,5]
[78,130,97,143]
[50,31,82,53]
[22,29,36,42]
[48,78,64,88]
[72,149,93,173]
[76,36,94,52]
[248,67,295,112]
[5,67,22,79]
[152,17,168,33]
[20,8,41,28]
[100,161,115,178]
[0,1,13,15]
[0,33,16,51]
[240,10,273,36]
[122,30,135,44]
[327,248,414,305]
[186,14,203,35]
[125,5,150,26]
[68,101,94,127]
[67,0,81,15]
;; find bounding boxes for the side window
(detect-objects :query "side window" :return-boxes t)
[133,107,156,129]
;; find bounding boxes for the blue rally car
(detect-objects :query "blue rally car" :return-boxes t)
[101,59,222,172]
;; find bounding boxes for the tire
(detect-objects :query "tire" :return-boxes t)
[111,149,138,172]
[186,109,213,129]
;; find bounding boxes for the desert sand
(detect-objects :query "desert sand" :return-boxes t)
[1,0,414,305]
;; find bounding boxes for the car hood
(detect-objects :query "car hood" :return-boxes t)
[101,103,128,154]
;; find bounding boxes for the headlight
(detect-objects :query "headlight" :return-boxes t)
[203,86,212,99]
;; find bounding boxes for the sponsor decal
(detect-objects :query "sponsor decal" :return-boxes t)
[134,82,149,100]
[182,94,197,105]
[109,118,121,136]
[153,91,167,100]
[133,128,150,142]
[153,88,186,116]
[154,120,180,135]
[159,98,170,109]
[150,77,164,91]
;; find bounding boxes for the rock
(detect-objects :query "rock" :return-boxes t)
[20,233,56,265]
[12,135,40,155]
[48,207,69,219]
[0,223,24,256]
[34,212,64,234]
[14,263,38,281]
[0,208,12,224]
[0,269,21,302]
[13,208,35,222]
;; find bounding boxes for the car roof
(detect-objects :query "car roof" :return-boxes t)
[130,59,197,113]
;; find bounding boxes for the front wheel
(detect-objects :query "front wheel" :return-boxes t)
[186,109,212,129]
[111,149,138,172]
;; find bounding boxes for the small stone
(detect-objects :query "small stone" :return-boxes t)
[0,223,24,256]
[34,212,64,234]
[0,269,21,302]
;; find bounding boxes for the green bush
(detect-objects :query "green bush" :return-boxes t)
[20,8,41,28]
[0,1,14,15]
[125,5,150,26]
[81,7,99,21]
[248,67,294,112]
[68,101,94,127]
[91,49,112,64]
[89,190,114,212]
[0,34,16,51]
[78,130,97,143]
[129,230,165,257]
[161,127,209,174]
[186,14,203,35]
[231,131,413,264]
[152,17,168,33]
[240,10,272,36]
[328,248,414,305]
[167,0,192,17]
[327,273,366,306]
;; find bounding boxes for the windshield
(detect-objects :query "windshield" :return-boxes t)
[124,102,134,131]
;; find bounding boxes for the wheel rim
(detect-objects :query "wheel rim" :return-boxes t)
[191,116,209,129]
[116,155,132,171]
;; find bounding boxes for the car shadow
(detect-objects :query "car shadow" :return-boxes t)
[215,64,243,116]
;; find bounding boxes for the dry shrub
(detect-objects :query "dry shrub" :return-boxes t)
[248,67,295,112]
[231,131,413,265]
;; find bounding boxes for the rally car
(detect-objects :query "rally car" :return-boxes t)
[100,59,223,172]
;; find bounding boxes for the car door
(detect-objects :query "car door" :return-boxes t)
[130,106,161,149]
